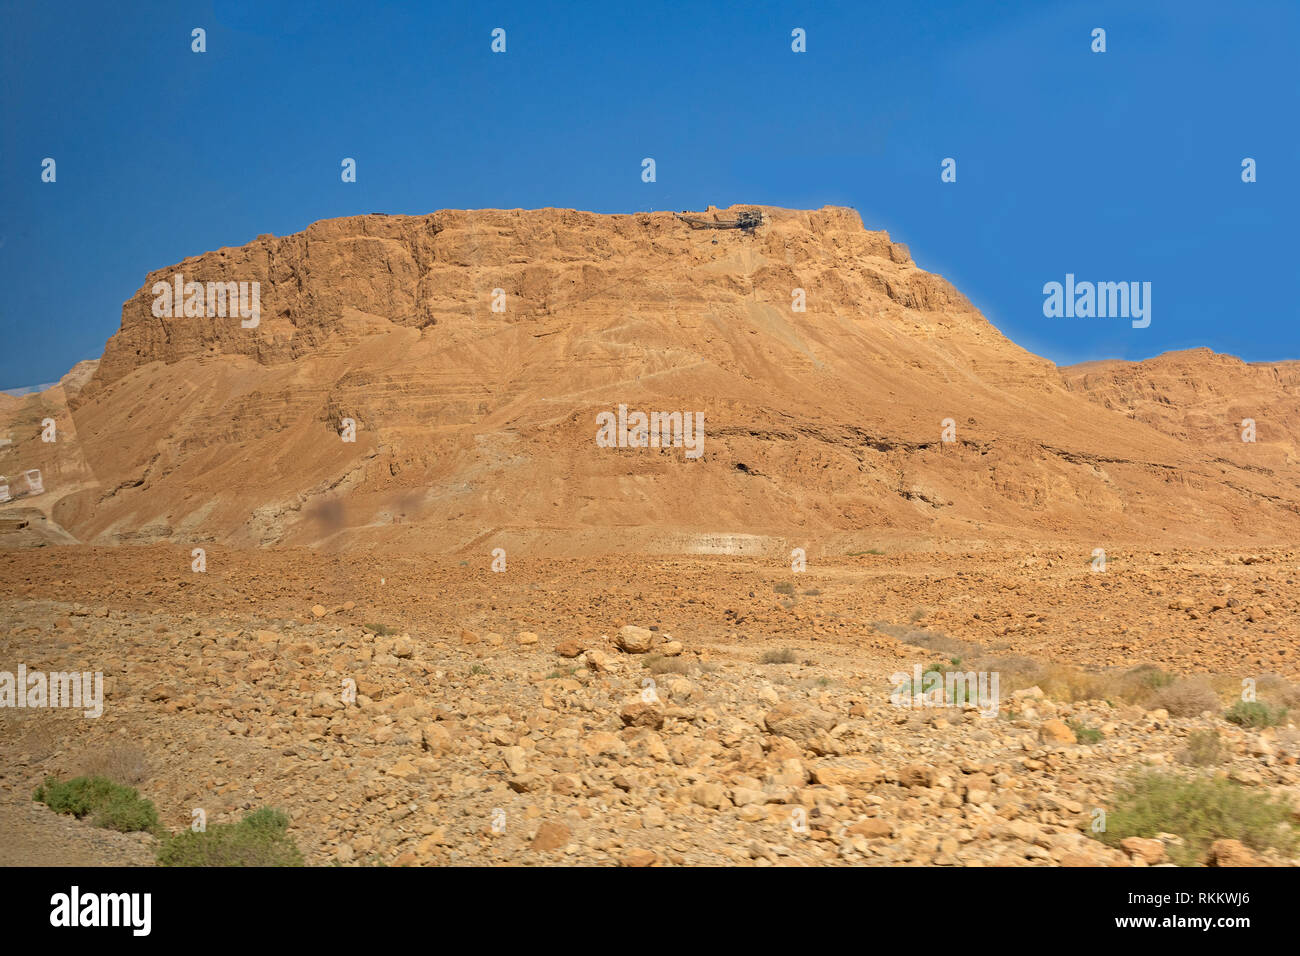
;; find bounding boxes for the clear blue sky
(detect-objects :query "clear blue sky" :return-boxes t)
[2,0,1296,389]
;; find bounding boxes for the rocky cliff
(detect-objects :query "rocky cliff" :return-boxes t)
[6,205,1296,552]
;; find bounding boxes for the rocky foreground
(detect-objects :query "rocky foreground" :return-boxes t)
[1,545,1297,866]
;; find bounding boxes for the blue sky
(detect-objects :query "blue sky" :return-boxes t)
[2,0,1296,388]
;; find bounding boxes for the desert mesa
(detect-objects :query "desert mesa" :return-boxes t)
[2,204,1297,554]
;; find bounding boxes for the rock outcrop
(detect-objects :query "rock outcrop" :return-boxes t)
[3,206,1298,550]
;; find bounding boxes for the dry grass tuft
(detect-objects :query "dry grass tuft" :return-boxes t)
[77,742,149,787]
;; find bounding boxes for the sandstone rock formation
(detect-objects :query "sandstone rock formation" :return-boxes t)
[4,206,1298,551]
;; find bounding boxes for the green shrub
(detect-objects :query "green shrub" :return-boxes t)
[1067,720,1103,745]
[157,807,304,867]
[1094,771,1295,865]
[34,776,159,833]
[1224,700,1288,728]
[1180,729,1224,767]
[893,661,949,699]
[760,647,797,665]
[1114,664,1174,699]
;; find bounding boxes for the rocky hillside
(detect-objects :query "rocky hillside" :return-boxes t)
[1064,349,1300,473]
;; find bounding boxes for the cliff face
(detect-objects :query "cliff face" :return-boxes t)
[87,206,958,385]
[13,205,1300,551]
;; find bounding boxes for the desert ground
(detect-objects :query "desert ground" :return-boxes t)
[2,543,1296,866]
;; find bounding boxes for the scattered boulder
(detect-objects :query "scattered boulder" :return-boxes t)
[1206,839,1262,867]
[810,758,882,788]
[846,818,893,839]
[615,625,655,654]
[1038,719,1077,745]
[763,702,835,747]
[898,764,938,788]
[530,822,572,852]
[620,702,665,729]
[1119,836,1166,865]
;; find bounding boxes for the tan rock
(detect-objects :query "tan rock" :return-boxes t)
[581,732,628,758]
[763,702,835,746]
[620,702,665,729]
[1120,836,1166,864]
[846,818,893,838]
[530,821,572,852]
[810,758,882,788]
[1038,718,1077,745]
[620,848,658,867]
[508,773,543,793]
[898,764,938,788]
[690,783,731,810]
[616,625,655,654]
[1206,838,1262,867]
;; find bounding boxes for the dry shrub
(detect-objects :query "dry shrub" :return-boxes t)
[645,655,694,675]
[1180,729,1224,767]
[1148,678,1220,717]
[1104,664,1175,705]
[77,742,149,787]
[876,622,982,659]
[969,655,1109,703]
[968,654,1045,695]
[1035,665,1109,703]
[1256,673,1300,709]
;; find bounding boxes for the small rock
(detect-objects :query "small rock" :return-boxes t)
[846,818,893,838]
[898,764,937,788]
[690,783,730,810]
[620,702,665,729]
[616,625,655,654]
[1206,839,1261,867]
[530,821,572,852]
[1120,836,1166,865]
[1038,719,1077,745]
